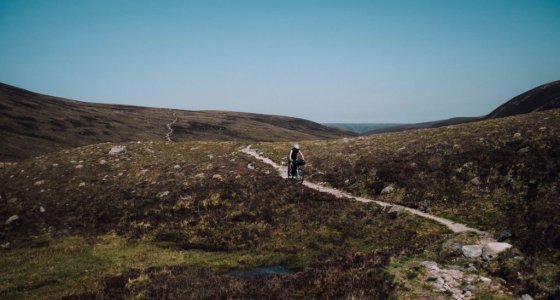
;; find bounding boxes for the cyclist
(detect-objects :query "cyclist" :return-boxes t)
[288,144,305,178]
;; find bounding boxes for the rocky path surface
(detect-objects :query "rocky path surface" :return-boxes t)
[241,145,485,234]
[165,110,178,142]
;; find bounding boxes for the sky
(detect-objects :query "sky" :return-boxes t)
[1,0,559,123]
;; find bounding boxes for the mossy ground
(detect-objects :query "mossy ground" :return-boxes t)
[255,109,560,297]
[1,140,447,298]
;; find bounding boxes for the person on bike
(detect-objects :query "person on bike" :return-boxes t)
[288,144,305,178]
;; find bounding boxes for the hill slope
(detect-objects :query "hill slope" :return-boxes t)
[369,80,560,134]
[486,80,560,119]
[0,83,354,161]
[255,109,560,297]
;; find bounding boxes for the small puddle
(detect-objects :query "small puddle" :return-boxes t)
[227,265,294,277]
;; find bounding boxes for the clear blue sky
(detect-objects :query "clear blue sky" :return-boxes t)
[1,0,559,123]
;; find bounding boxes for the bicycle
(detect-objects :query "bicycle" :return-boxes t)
[288,159,305,183]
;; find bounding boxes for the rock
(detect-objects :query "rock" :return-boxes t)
[140,169,149,175]
[99,159,107,165]
[247,164,255,170]
[8,198,17,204]
[513,132,522,139]
[40,206,45,213]
[482,242,512,260]
[435,276,445,285]
[463,285,476,292]
[212,174,223,180]
[539,126,547,131]
[34,180,45,186]
[194,173,205,179]
[470,177,481,186]
[109,146,127,155]
[79,182,86,187]
[173,165,181,169]
[1,242,10,248]
[388,205,405,219]
[462,245,483,258]
[479,276,492,283]
[464,291,472,297]
[381,185,395,195]
[466,263,477,272]
[158,191,170,198]
[448,265,465,272]
[75,164,83,169]
[52,163,59,167]
[5,215,19,225]
[518,147,530,154]
[520,294,533,300]
[497,229,512,242]
[421,261,438,268]
[398,147,406,151]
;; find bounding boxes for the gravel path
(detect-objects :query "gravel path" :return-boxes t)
[165,110,178,142]
[242,145,485,234]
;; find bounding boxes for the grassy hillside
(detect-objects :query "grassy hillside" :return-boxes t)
[0,83,354,161]
[255,109,560,296]
[0,140,448,298]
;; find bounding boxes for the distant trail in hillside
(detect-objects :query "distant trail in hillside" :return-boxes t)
[165,110,178,142]
[242,145,485,234]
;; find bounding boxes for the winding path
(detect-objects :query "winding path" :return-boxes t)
[241,145,485,234]
[165,110,178,142]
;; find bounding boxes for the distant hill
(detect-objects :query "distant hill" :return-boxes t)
[486,80,560,118]
[368,80,560,134]
[324,123,403,134]
[0,83,354,161]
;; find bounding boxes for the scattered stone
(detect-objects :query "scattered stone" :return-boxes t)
[40,206,45,213]
[518,147,530,154]
[79,182,86,187]
[118,172,123,176]
[464,290,472,297]
[388,205,405,219]
[480,276,492,283]
[513,132,522,139]
[462,245,483,258]
[158,191,170,198]
[497,229,512,242]
[140,169,149,175]
[539,126,547,131]
[99,159,107,165]
[448,265,465,272]
[470,177,481,186]
[5,215,19,225]
[521,294,534,300]
[398,147,406,151]
[194,173,205,179]
[247,164,255,170]
[8,198,17,204]
[212,174,223,180]
[482,242,512,260]
[466,264,477,272]
[34,180,45,186]
[265,170,270,175]
[173,165,181,169]
[70,160,77,164]
[1,242,10,249]
[381,185,395,195]
[344,179,350,184]
[76,164,84,169]
[463,285,476,292]
[109,146,127,155]
[421,261,438,268]
[52,163,59,167]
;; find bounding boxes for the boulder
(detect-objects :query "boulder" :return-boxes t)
[462,245,483,258]
[381,185,395,195]
[5,215,19,225]
[482,242,512,260]
[109,146,127,155]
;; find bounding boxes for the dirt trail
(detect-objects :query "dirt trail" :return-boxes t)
[241,145,485,234]
[165,110,178,142]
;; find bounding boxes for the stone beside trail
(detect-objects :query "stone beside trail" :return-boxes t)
[241,145,484,234]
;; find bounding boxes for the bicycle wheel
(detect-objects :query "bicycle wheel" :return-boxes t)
[296,167,304,183]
